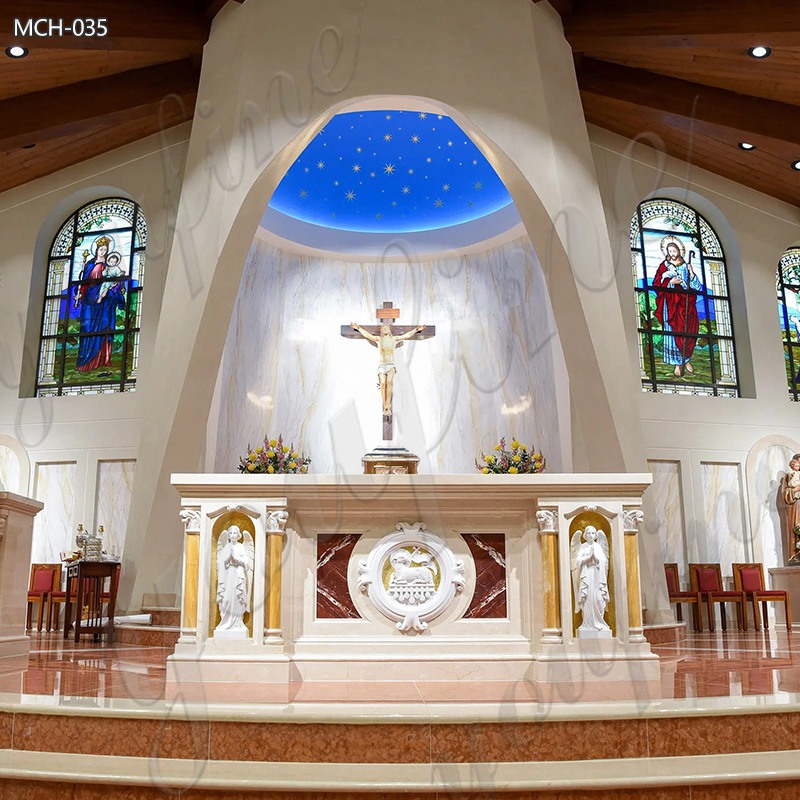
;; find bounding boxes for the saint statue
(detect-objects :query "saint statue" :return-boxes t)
[350,322,425,416]
[570,525,612,636]
[214,524,254,637]
[782,453,800,563]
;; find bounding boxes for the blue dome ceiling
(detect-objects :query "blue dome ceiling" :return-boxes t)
[268,110,513,234]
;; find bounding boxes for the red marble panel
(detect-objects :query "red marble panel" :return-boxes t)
[316,533,361,619]
[462,533,507,618]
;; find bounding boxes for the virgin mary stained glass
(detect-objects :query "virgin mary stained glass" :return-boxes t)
[777,247,800,401]
[36,198,146,396]
[631,198,739,397]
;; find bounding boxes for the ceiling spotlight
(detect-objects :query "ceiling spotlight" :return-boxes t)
[792,160,800,171]
[5,45,28,58]
[738,142,756,151]
[748,45,772,59]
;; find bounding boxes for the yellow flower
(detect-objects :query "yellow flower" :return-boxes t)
[267,465,275,474]
[291,451,299,458]
[520,445,527,452]
[255,446,263,454]
[511,439,520,449]
[289,461,297,469]
[512,454,521,463]
[508,466,518,474]
[494,444,502,451]
[248,453,257,462]
[482,467,490,474]
[266,450,275,458]
[247,463,255,472]
[485,455,494,464]
[300,466,308,473]
[282,445,289,453]
[269,439,277,446]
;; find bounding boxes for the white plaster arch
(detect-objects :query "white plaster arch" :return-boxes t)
[122,0,651,611]
[0,434,31,495]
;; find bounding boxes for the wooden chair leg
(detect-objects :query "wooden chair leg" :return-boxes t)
[25,601,32,631]
[708,598,715,632]
[762,602,769,631]
[786,598,793,632]
[721,603,728,632]
[37,598,45,631]
[693,604,701,632]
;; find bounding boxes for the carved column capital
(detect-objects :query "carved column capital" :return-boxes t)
[0,509,8,542]
[535,509,557,533]
[179,508,201,533]
[623,509,644,532]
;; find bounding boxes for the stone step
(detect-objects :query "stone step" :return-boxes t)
[141,606,180,627]
[114,624,180,648]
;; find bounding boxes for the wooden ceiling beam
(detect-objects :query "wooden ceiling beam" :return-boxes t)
[0,0,208,52]
[578,58,800,148]
[566,0,800,50]
[0,59,199,152]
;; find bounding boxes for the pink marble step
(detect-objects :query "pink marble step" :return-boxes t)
[114,625,180,648]
[141,606,181,627]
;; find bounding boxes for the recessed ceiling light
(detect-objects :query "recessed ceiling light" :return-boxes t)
[5,45,28,58]
[738,142,756,151]
[748,45,771,59]
[791,160,800,171]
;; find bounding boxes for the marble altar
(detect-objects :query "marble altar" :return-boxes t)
[167,473,658,689]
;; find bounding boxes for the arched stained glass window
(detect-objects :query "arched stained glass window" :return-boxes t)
[631,198,739,397]
[777,246,800,401]
[36,198,146,396]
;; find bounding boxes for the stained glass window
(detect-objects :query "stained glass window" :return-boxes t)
[631,198,739,397]
[777,247,800,401]
[35,198,146,396]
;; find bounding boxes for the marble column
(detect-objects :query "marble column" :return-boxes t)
[0,492,44,666]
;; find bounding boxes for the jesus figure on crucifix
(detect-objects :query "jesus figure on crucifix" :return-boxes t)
[349,321,425,416]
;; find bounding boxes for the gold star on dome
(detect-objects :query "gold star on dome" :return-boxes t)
[437,114,443,120]
[384,133,392,142]
[447,140,453,147]
[345,190,356,201]
[419,112,427,119]
[434,198,444,208]
[370,171,376,178]
[474,181,483,190]
[384,163,395,175]
[408,168,414,174]
[401,186,410,195]
[442,183,450,192]
[356,146,362,153]
[299,189,308,199]
[353,164,361,173]
[316,161,325,170]
[426,157,432,163]
[411,134,420,144]
[472,159,478,166]
[375,212,383,220]
[385,114,391,120]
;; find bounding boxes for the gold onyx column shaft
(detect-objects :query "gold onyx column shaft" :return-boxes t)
[536,509,561,643]
[178,508,201,643]
[623,510,646,643]
[265,509,288,642]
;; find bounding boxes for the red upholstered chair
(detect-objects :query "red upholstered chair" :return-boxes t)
[47,574,82,631]
[26,563,61,631]
[733,563,792,632]
[664,563,702,631]
[689,563,747,632]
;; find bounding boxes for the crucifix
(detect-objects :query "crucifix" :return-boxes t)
[341,301,435,441]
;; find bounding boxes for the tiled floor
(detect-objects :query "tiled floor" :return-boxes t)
[0,629,796,707]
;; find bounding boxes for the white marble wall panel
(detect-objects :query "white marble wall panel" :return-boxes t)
[209,236,567,474]
[94,460,136,557]
[0,446,21,494]
[752,445,794,571]
[699,462,747,574]
[31,462,77,565]
[647,460,685,572]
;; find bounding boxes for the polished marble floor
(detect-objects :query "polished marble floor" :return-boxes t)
[0,629,797,709]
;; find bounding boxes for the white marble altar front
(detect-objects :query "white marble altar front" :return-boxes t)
[168,473,658,691]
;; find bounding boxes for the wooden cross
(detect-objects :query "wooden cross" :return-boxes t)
[341,301,435,441]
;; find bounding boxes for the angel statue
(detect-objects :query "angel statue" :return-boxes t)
[570,525,612,637]
[214,524,254,638]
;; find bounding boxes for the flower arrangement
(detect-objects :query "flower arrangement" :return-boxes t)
[476,437,545,475]
[238,434,310,474]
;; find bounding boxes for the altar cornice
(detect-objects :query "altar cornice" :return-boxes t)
[171,473,652,503]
